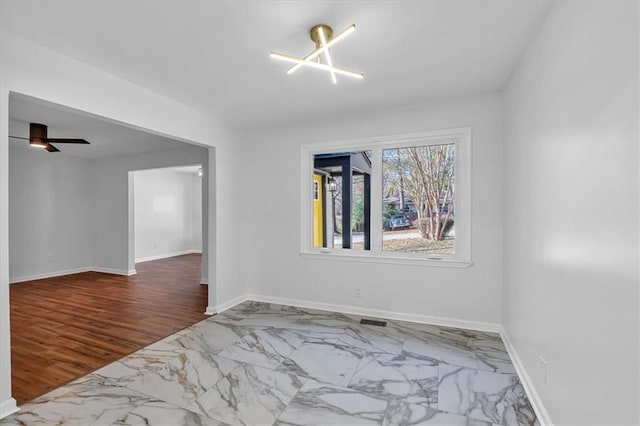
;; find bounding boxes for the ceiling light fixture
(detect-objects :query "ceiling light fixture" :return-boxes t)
[270,24,363,84]
[317,26,336,84]
[28,123,49,148]
[29,139,48,149]
[10,123,90,153]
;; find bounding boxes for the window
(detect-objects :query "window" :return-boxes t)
[301,128,471,266]
[382,144,455,255]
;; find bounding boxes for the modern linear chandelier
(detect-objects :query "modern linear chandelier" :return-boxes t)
[270,24,364,84]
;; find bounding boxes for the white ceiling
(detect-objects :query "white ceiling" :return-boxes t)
[8,95,193,159]
[1,1,552,130]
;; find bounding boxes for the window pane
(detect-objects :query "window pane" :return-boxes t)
[313,152,371,250]
[382,144,455,255]
[350,174,365,251]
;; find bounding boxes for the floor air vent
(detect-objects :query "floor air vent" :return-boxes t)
[360,318,387,327]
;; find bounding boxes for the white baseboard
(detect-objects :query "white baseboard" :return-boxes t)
[0,398,19,420]
[200,278,209,285]
[10,267,93,284]
[135,250,202,264]
[244,293,502,333]
[500,328,553,426]
[91,267,136,276]
[205,294,248,315]
[10,266,138,283]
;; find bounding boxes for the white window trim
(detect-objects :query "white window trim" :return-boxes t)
[300,127,472,268]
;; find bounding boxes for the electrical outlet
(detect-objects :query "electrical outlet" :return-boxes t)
[539,356,547,384]
[355,288,362,298]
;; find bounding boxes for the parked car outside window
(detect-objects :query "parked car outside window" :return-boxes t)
[389,214,410,230]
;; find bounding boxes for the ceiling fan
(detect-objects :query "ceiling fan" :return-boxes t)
[9,123,90,153]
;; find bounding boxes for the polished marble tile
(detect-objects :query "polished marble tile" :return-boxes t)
[91,345,208,391]
[111,341,192,377]
[276,379,388,425]
[113,400,228,425]
[166,320,250,354]
[127,348,237,409]
[92,361,146,388]
[217,328,298,369]
[219,302,354,335]
[226,301,306,316]
[296,309,354,329]
[281,341,366,387]
[339,321,407,355]
[348,352,438,402]
[275,326,346,348]
[383,399,498,426]
[0,300,537,426]
[403,334,480,370]
[213,312,300,330]
[3,377,152,426]
[215,302,311,329]
[469,338,517,374]
[188,362,305,425]
[438,364,538,426]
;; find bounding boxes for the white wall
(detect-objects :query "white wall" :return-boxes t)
[134,168,202,262]
[192,172,202,252]
[8,138,93,282]
[502,2,639,425]
[238,93,504,325]
[9,139,207,279]
[0,32,241,417]
[93,147,207,273]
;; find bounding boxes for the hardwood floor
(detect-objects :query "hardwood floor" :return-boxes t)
[9,253,208,405]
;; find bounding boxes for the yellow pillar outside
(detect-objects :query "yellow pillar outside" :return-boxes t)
[313,174,324,247]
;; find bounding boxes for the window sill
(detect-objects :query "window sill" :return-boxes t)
[299,250,472,268]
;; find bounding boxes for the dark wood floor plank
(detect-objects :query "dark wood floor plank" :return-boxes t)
[10,253,208,404]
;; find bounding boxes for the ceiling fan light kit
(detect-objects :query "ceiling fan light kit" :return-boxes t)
[28,123,48,148]
[270,23,363,84]
[9,122,91,153]
[29,140,48,149]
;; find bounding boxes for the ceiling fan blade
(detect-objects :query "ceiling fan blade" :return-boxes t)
[8,136,30,141]
[46,138,90,144]
[45,144,60,153]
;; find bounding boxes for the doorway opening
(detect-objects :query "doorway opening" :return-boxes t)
[7,92,215,404]
[131,165,204,279]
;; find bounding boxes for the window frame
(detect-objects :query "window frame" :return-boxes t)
[300,127,472,268]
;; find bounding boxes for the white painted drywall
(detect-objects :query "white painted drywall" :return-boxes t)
[0,32,240,416]
[8,136,93,282]
[238,92,504,325]
[8,123,207,280]
[192,172,202,252]
[206,140,249,307]
[502,2,639,424]
[134,168,202,261]
[93,147,207,273]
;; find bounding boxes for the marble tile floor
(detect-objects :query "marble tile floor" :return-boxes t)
[1,301,539,426]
